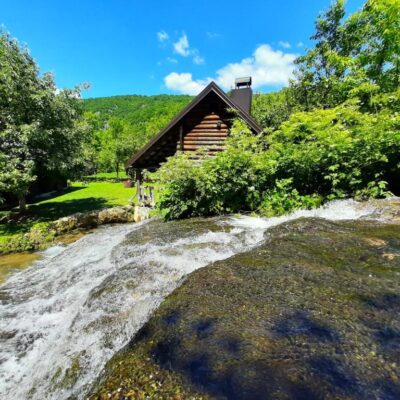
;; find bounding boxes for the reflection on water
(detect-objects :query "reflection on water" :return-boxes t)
[0,252,42,284]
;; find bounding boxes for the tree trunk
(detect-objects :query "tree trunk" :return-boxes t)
[18,195,26,212]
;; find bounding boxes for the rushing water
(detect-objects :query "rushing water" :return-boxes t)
[0,200,388,399]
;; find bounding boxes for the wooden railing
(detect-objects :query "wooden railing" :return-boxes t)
[137,185,155,207]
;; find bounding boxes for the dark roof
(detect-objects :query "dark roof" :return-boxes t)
[126,81,263,169]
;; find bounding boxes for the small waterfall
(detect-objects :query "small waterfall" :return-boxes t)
[0,200,379,399]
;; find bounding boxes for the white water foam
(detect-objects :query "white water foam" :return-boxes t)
[228,199,376,230]
[0,199,377,399]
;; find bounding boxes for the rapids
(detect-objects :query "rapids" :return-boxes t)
[0,200,388,399]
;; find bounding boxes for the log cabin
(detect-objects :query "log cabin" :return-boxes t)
[126,77,262,201]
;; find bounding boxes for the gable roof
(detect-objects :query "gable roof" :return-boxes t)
[126,81,263,169]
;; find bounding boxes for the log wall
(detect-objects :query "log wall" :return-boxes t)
[177,98,232,156]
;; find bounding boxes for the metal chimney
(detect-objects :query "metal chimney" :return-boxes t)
[230,77,253,113]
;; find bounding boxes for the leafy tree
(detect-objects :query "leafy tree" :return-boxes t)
[292,0,400,111]
[293,0,349,109]
[0,127,35,208]
[346,0,400,92]
[0,32,89,209]
[94,118,135,176]
[252,88,298,130]
[80,112,104,175]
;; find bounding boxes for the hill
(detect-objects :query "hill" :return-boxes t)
[81,94,192,130]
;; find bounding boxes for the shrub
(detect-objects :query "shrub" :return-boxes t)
[259,179,323,217]
[268,99,400,198]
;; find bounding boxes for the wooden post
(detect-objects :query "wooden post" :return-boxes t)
[179,125,184,151]
[149,186,155,207]
[136,169,142,205]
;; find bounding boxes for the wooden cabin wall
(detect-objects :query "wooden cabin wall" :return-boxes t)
[178,95,232,156]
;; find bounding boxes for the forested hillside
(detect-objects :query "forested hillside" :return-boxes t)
[81,94,192,128]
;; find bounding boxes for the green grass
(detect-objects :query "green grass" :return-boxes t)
[0,181,136,244]
[39,181,135,209]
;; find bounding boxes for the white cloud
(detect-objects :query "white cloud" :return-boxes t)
[193,54,205,65]
[157,30,169,42]
[278,41,291,49]
[164,44,297,95]
[215,44,297,89]
[297,41,304,48]
[164,72,211,95]
[173,33,190,56]
[173,32,205,64]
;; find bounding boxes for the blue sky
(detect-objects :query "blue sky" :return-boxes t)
[1,0,366,98]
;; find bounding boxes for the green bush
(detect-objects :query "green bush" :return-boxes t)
[259,179,323,217]
[252,88,299,130]
[268,99,400,199]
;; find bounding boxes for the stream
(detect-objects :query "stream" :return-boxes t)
[0,199,394,399]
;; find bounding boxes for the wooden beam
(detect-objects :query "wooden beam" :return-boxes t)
[184,138,225,143]
[183,145,225,151]
[179,125,184,151]
[135,169,142,204]
[185,133,228,138]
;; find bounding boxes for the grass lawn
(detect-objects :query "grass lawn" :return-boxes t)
[0,181,136,245]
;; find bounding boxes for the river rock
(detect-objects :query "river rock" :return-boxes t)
[76,211,99,228]
[53,216,79,234]
[52,206,144,235]
[98,206,136,224]
[133,206,150,222]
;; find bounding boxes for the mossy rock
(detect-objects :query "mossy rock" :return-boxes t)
[98,206,136,224]
[89,218,400,399]
[53,216,79,234]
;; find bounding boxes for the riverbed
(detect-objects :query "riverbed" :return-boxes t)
[0,199,399,399]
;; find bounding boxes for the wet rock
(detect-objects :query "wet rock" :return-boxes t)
[365,238,387,247]
[76,211,99,228]
[53,216,78,234]
[89,214,400,399]
[382,253,399,261]
[133,206,150,223]
[98,207,135,224]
